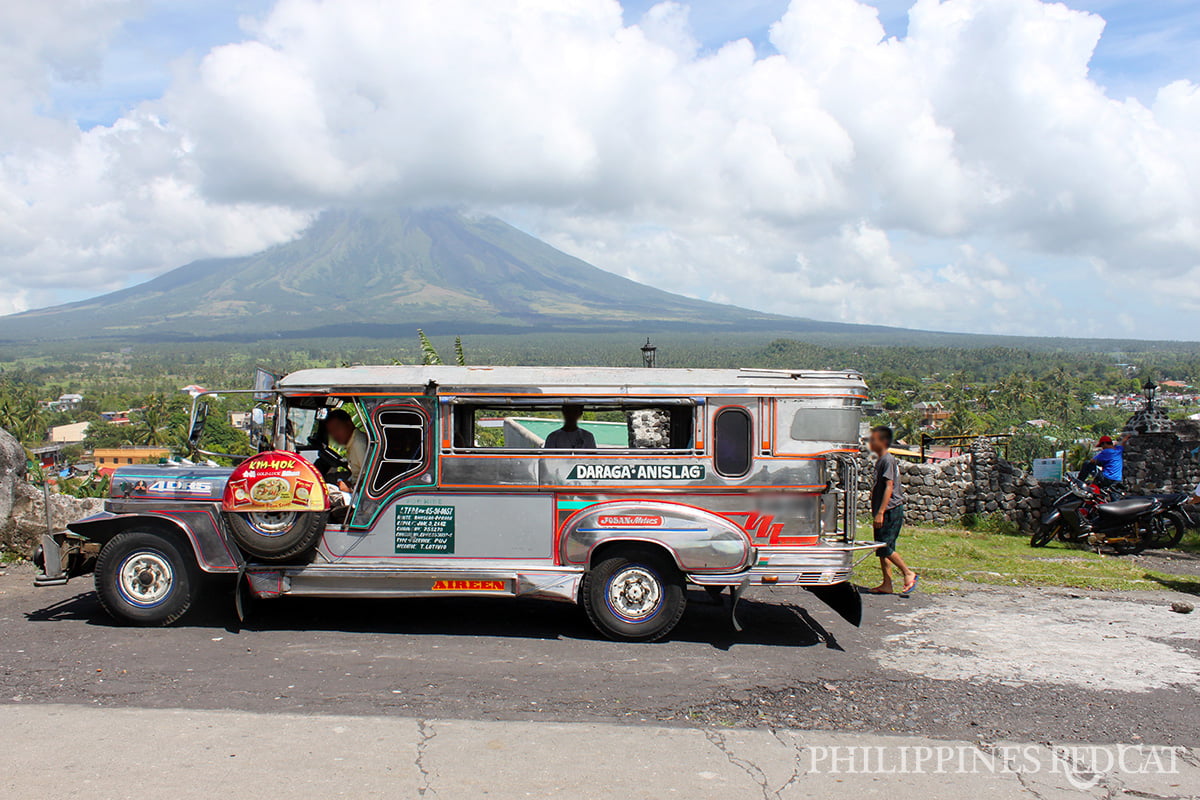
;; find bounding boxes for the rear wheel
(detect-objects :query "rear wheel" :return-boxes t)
[1149,513,1186,549]
[95,531,197,626]
[227,510,328,562]
[582,546,687,642]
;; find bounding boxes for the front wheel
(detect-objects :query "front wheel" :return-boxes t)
[94,531,198,626]
[582,546,687,642]
[1030,522,1059,548]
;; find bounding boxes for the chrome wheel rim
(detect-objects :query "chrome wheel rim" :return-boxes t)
[606,566,663,622]
[117,551,174,607]
[246,510,298,536]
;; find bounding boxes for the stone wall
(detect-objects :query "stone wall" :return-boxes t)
[0,426,104,556]
[857,439,1049,531]
[856,419,1200,531]
[1122,422,1200,494]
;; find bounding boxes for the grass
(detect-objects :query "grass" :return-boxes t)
[852,523,1200,595]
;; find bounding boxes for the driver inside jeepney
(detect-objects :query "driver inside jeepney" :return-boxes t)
[325,408,368,490]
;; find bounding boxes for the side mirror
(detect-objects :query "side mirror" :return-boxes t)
[251,407,265,426]
[187,403,209,449]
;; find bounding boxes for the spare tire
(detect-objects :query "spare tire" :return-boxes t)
[227,509,328,562]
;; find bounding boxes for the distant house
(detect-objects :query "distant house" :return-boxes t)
[229,411,251,430]
[44,393,84,412]
[180,384,209,398]
[1025,419,1052,429]
[100,410,133,425]
[913,401,950,427]
[92,446,170,476]
[29,443,65,470]
[49,421,91,443]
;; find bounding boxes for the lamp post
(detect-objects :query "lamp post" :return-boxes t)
[640,338,657,369]
[1143,378,1157,409]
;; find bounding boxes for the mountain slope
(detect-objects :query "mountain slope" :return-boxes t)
[0,209,892,343]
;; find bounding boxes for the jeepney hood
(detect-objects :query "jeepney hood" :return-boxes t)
[109,464,233,502]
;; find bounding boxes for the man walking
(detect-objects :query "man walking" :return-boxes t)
[868,425,918,595]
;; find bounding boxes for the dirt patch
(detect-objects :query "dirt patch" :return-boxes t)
[876,590,1200,692]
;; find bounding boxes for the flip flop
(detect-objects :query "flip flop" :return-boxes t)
[900,575,920,595]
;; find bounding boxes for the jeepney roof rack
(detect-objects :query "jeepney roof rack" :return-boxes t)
[738,368,863,381]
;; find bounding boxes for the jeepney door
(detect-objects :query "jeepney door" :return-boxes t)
[320,397,555,562]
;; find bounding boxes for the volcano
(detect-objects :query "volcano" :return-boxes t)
[0,208,883,343]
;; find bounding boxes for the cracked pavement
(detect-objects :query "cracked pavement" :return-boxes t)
[3,705,1198,799]
[1,566,1198,797]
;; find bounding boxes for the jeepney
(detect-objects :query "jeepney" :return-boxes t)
[35,366,879,642]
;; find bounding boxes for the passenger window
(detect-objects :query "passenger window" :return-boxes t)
[450,404,694,451]
[369,409,426,495]
[714,407,752,477]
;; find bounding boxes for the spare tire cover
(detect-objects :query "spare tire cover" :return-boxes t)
[222,451,330,513]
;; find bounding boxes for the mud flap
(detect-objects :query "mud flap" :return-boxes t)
[805,581,862,627]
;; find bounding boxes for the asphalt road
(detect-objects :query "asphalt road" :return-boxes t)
[1,565,1198,746]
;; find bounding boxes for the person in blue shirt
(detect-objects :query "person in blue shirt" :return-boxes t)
[1080,433,1130,491]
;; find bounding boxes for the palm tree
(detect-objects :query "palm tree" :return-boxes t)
[134,394,173,447]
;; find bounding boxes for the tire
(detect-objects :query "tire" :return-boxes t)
[1149,513,1186,549]
[582,546,687,642]
[227,510,328,562]
[94,531,198,626]
[1030,523,1058,548]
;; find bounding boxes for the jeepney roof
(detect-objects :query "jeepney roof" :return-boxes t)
[276,365,867,396]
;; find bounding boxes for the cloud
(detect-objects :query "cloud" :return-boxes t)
[1,0,1198,337]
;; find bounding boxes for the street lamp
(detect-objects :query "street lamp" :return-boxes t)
[1143,378,1157,409]
[640,338,657,368]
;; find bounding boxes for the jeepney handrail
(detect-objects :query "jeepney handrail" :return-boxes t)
[830,452,858,542]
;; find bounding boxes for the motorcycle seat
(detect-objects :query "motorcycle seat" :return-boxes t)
[1095,496,1158,519]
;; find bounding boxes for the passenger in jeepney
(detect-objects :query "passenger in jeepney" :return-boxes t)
[325,408,368,490]
[544,404,596,449]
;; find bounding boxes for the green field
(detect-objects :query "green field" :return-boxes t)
[852,523,1200,594]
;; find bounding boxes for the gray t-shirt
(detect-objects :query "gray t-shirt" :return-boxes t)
[871,452,904,513]
[545,428,596,449]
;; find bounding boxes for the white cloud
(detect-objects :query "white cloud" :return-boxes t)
[1,0,1198,337]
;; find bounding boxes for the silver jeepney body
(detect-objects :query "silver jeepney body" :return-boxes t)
[236,366,877,609]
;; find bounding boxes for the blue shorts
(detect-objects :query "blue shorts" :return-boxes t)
[874,506,904,558]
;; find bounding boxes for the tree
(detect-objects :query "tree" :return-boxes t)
[83,418,135,449]
[133,393,178,447]
[418,330,443,365]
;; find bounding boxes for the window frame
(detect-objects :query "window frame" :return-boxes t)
[713,405,754,478]
[364,404,430,499]
[446,397,698,455]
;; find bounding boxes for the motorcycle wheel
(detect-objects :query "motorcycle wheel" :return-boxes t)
[1030,523,1059,548]
[1149,513,1186,549]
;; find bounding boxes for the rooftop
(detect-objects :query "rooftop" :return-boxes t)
[276,365,867,395]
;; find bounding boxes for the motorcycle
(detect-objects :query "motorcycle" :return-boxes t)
[1030,474,1113,547]
[1032,474,1180,554]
